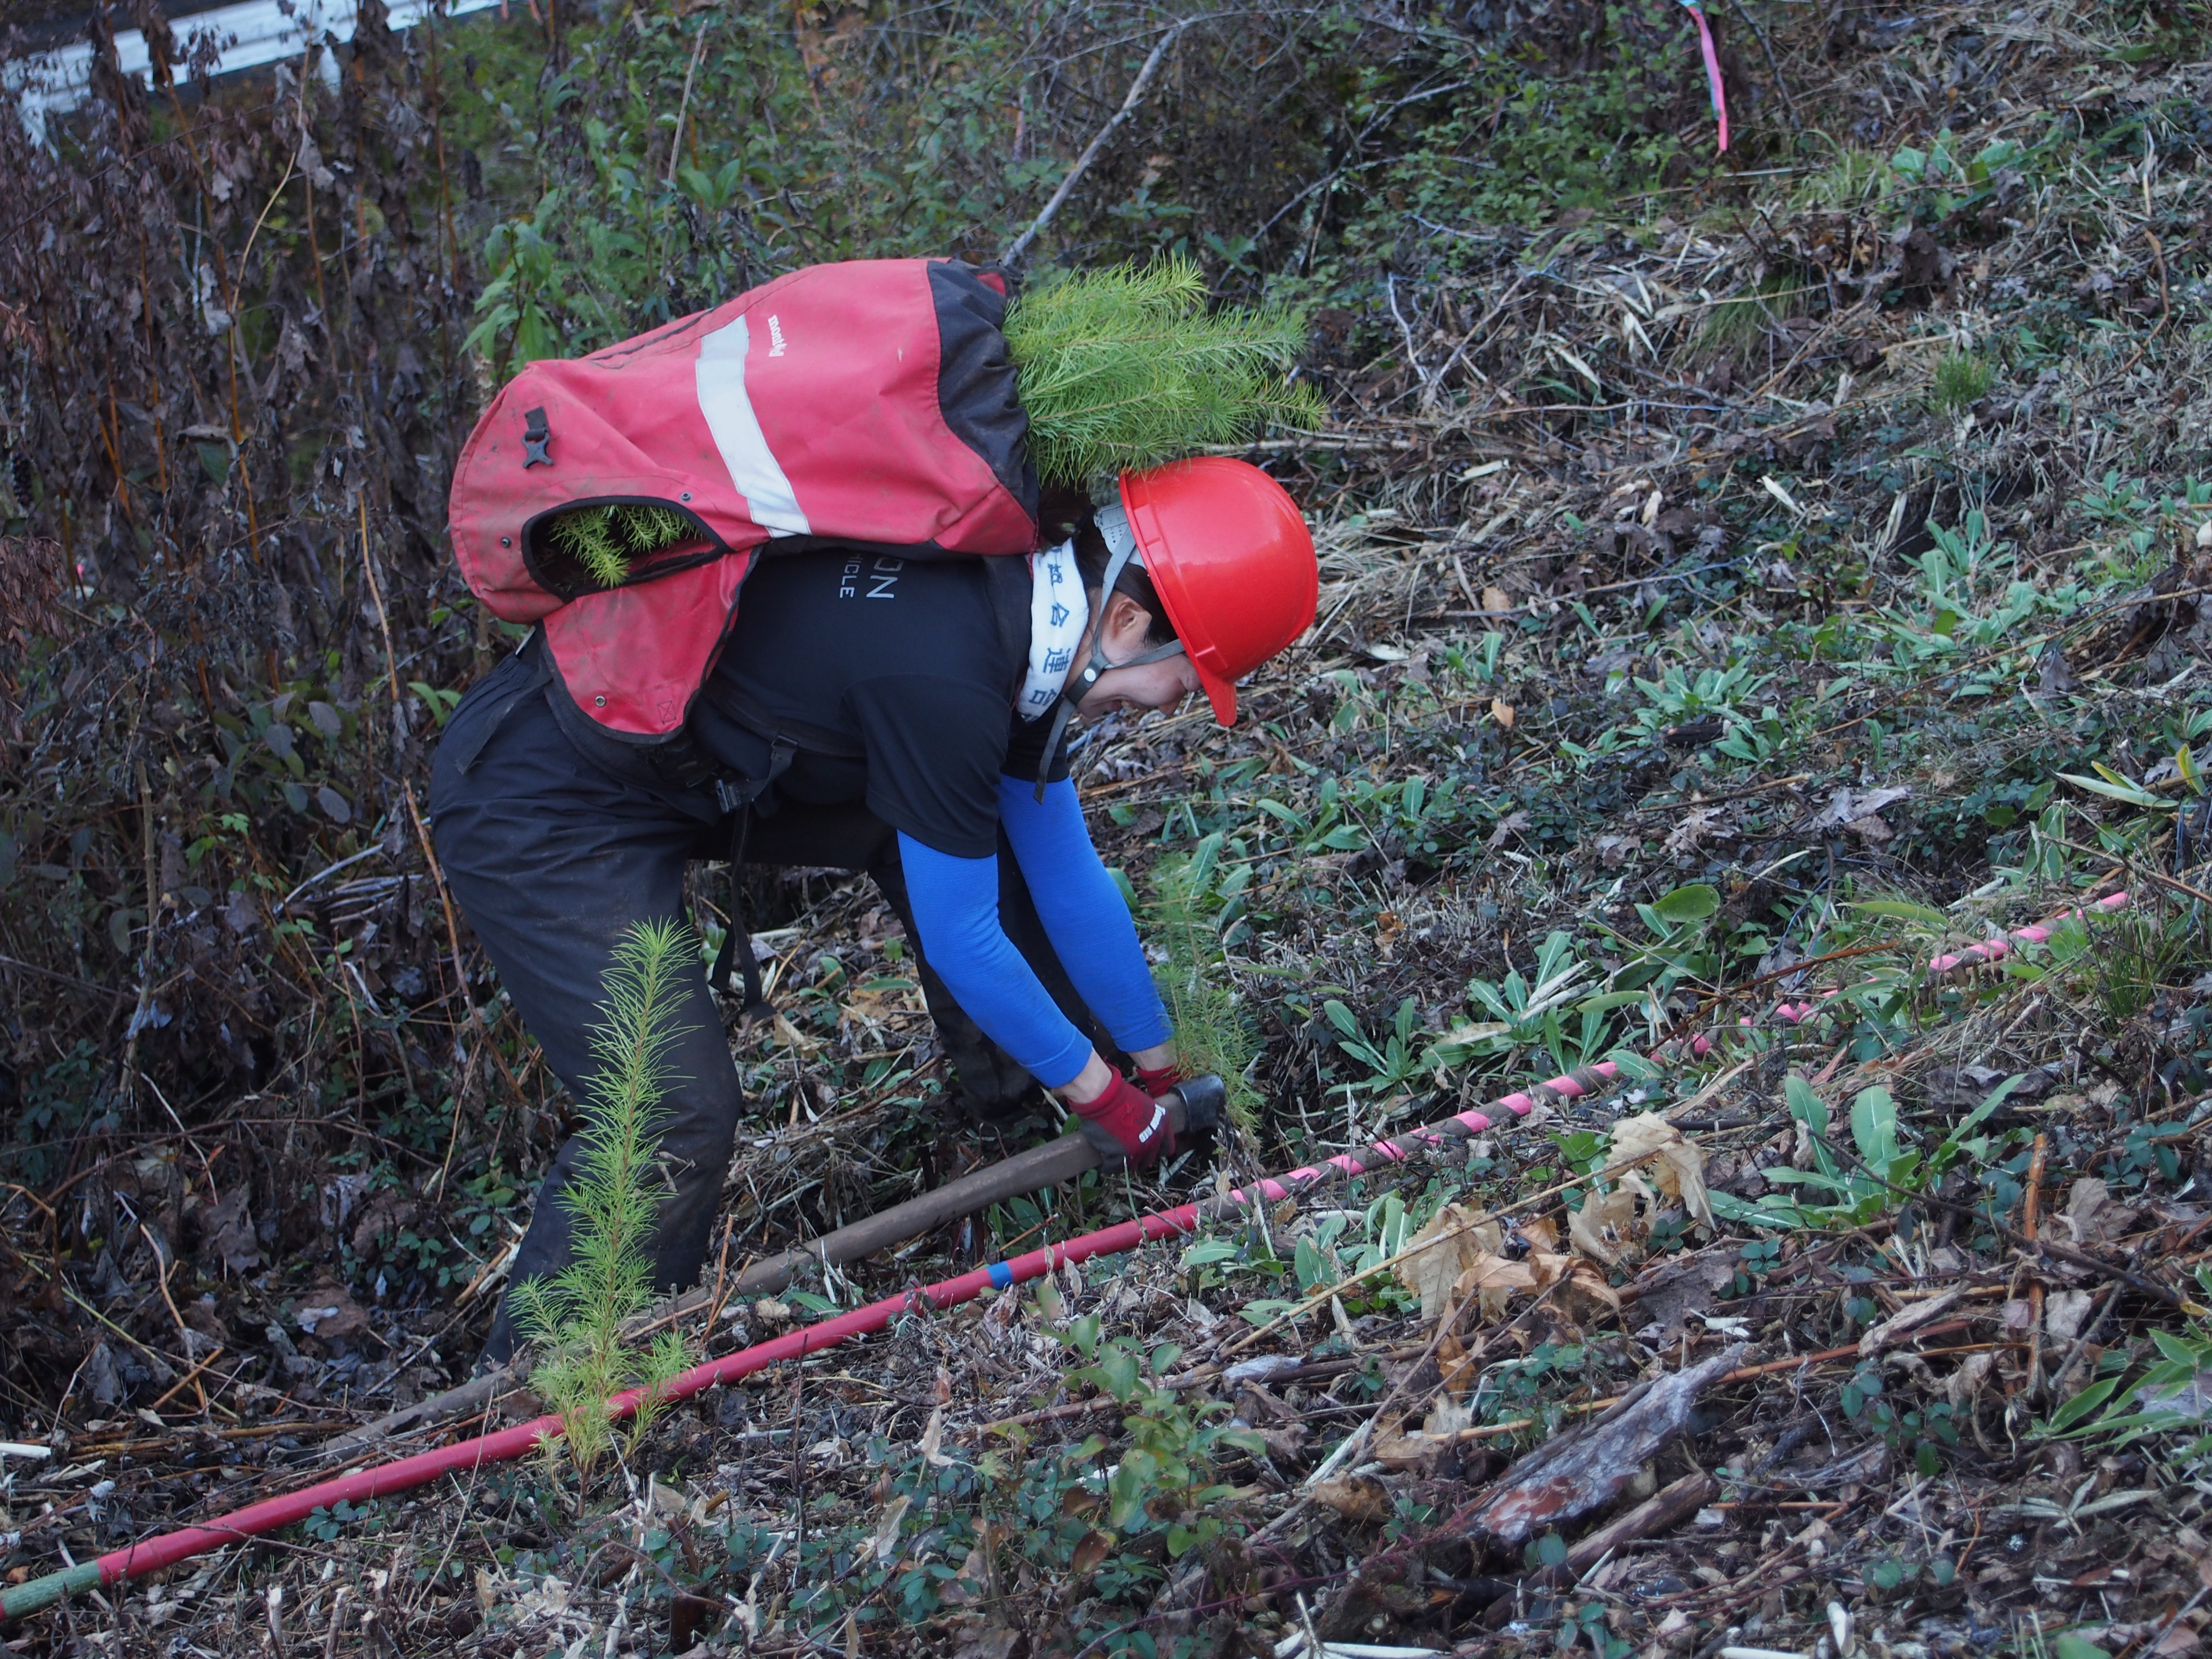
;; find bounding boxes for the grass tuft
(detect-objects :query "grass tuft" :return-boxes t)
[1149,856,1260,1133]
[1931,350,1996,413]
[1693,271,1808,361]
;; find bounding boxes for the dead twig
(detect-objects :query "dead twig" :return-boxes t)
[1001,23,1186,265]
[2038,833,2212,911]
[1814,1132,2194,1312]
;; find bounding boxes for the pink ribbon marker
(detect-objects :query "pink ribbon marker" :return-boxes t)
[1677,0,1730,152]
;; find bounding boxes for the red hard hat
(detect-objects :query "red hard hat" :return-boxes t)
[1118,458,1318,726]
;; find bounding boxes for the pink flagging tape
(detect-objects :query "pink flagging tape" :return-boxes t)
[1221,893,2133,1207]
[1680,0,1729,151]
[1925,892,2130,974]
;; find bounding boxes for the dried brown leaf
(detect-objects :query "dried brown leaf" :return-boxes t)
[867,1494,912,1563]
[1571,1184,1640,1266]
[1456,1250,1539,1322]
[1947,1351,1996,1409]
[1609,1114,1713,1226]
[1559,1256,1623,1317]
[918,1406,955,1467]
[1664,807,1722,856]
[1438,1329,1476,1398]
[1311,1474,1393,1522]
[1394,1203,1502,1321]
[2063,1178,2140,1245]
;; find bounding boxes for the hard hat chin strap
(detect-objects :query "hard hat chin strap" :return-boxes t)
[1033,527,1184,801]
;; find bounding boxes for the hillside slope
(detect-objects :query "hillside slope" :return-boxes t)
[2,2,2211,1655]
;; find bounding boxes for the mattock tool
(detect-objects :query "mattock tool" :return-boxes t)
[719,1074,1225,1300]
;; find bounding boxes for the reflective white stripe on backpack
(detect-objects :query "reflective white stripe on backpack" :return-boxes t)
[695,315,811,537]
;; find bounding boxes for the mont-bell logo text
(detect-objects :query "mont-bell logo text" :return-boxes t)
[767,315,788,358]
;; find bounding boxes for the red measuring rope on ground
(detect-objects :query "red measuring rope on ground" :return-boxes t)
[0,893,2129,1619]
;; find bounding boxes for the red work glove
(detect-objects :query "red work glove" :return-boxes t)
[1072,1073,1176,1169]
[1135,1061,1186,1100]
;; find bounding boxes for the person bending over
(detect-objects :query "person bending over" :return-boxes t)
[431,459,1315,1364]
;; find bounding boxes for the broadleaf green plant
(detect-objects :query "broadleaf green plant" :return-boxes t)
[513,918,696,1472]
[1006,257,1323,484]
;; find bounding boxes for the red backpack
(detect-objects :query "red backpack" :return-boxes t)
[447,259,1040,748]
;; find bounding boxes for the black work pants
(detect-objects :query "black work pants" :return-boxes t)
[429,648,1106,1363]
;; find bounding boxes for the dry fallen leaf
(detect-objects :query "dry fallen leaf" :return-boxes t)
[1491,697,1516,728]
[1438,1329,1476,1398]
[1371,1415,1436,1471]
[1486,810,1531,848]
[1311,1474,1393,1523]
[2045,1288,2096,1344]
[1571,1183,1641,1266]
[1947,1351,1997,1409]
[1455,1245,1620,1322]
[951,1623,1023,1659]
[867,1494,912,1563]
[1483,584,1511,613]
[1393,1203,1502,1321]
[937,1547,990,1608]
[1610,1114,1714,1226]
[1454,1248,1548,1322]
[1070,1530,1113,1576]
[918,1406,956,1467]
[1663,806,1722,857]
[1626,1248,1738,1346]
[2063,1177,2139,1245]
[1424,1397,1475,1437]
[1558,1255,1623,1316]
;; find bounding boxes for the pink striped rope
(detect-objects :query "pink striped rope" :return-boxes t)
[1218,891,2131,1207]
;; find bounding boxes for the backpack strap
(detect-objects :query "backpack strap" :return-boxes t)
[709,682,867,761]
[709,736,797,1022]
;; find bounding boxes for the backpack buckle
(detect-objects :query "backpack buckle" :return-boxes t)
[522,407,553,468]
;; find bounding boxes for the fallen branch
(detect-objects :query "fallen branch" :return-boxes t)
[1001,24,1185,265]
[1550,1469,1717,1584]
[1450,1344,1746,1549]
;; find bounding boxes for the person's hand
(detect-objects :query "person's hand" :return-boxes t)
[1070,1072,1176,1168]
[1135,1061,1185,1099]
[1129,1041,1183,1103]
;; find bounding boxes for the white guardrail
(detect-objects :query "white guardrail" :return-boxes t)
[5,0,505,144]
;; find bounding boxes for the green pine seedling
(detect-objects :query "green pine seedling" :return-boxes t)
[512,917,696,1474]
[1007,257,1324,485]
[546,503,695,589]
[1149,854,1259,1133]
